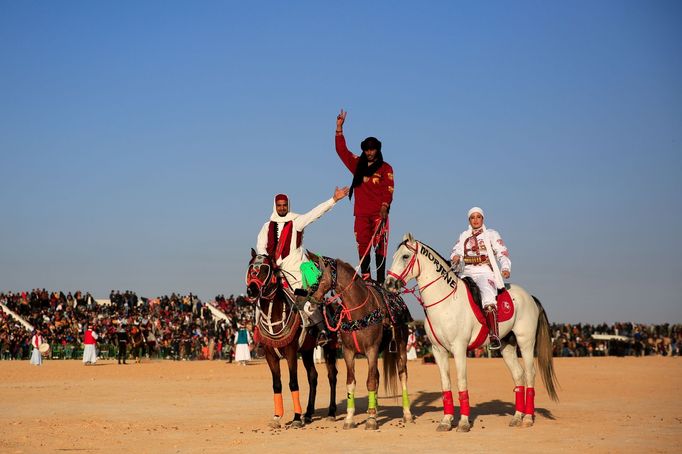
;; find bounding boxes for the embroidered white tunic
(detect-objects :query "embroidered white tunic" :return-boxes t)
[256,196,337,291]
[451,227,511,307]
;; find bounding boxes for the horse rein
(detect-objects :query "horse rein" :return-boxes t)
[322,260,376,333]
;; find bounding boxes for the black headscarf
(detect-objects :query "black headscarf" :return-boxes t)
[349,137,383,200]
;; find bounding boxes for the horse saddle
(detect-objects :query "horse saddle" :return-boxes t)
[366,281,413,326]
[462,279,515,351]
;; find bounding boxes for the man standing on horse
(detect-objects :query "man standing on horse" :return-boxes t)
[335,109,394,283]
[450,207,511,350]
[256,186,349,345]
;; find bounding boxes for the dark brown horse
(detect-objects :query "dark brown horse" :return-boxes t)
[246,250,338,428]
[310,256,413,430]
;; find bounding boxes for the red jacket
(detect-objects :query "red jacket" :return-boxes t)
[84,329,97,345]
[336,134,394,216]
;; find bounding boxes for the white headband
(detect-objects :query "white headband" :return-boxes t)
[468,206,485,218]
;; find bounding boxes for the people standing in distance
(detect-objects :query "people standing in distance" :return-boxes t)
[83,323,99,365]
[30,329,44,366]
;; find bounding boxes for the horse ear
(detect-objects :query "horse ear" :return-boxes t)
[251,248,256,258]
[306,250,320,266]
[404,232,414,243]
[318,257,329,274]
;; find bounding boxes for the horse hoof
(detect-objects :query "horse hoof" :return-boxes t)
[268,420,281,429]
[403,414,415,424]
[509,416,523,427]
[436,422,452,432]
[343,421,356,430]
[522,416,534,428]
[304,416,313,425]
[365,418,378,430]
[326,416,336,422]
[290,420,304,428]
[456,422,471,433]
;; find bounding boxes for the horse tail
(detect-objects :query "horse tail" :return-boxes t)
[382,347,399,399]
[533,296,560,402]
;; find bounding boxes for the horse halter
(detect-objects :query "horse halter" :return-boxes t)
[387,241,421,287]
[246,255,278,301]
[389,240,457,309]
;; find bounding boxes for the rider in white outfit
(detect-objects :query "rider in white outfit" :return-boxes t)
[256,187,349,345]
[450,206,511,349]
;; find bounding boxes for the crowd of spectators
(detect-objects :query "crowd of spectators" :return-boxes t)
[0,289,255,361]
[549,322,681,357]
[2,290,680,360]
[407,321,682,360]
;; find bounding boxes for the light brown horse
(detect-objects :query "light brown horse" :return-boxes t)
[310,256,413,430]
[246,250,339,428]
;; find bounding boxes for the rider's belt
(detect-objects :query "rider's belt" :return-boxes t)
[463,255,490,265]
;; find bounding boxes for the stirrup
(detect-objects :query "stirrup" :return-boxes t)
[488,335,501,350]
[316,331,329,347]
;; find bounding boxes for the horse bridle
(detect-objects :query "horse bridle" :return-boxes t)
[318,258,377,333]
[246,255,278,301]
[386,240,421,287]
[387,240,457,309]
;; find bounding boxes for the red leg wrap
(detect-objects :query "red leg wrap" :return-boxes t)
[525,387,535,416]
[442,390,455,416]
[514,386,525,413]
[458,390,470,417]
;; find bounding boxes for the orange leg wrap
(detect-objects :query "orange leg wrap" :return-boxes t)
[292,390,302,414]
[274,393,284,417]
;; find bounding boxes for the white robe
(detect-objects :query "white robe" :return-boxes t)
[451,226,511,307]
[30,335,43,366]
[83,331,99,364]
[406,333,418,361]
[256,196,337,291]
[233,329,253,362]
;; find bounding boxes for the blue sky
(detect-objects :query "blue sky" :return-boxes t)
[1,1,680,323]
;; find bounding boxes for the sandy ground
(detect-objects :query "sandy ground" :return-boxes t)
[1,356,680,453]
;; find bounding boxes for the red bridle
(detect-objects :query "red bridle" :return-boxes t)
[320,266,374,333]
[388,241,457,309]
[246,258,278,301]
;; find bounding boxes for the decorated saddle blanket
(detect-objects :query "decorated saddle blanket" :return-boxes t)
[464,281,515,351]
[367,281,413,326]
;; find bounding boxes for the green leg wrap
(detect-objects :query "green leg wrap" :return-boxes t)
[368,391,378,410]
[402,389,410,409]
[347,392,355,410]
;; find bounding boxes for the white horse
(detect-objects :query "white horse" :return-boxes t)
[384,233,559,432]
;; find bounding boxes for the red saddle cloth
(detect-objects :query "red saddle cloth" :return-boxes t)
[465,283,515,351]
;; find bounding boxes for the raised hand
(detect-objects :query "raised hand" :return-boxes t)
[333,186,350,201]
[336,109,346,130]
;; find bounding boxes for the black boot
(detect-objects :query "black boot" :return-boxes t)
[484,305,501,350]
[309,307,329,347]
[376,252,386,285]
[360,254,371,280]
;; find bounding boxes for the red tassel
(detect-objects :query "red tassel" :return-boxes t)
[442,390,455,415]
[514,386,525,413]
[525,387,535,416]
[458,390,470,417]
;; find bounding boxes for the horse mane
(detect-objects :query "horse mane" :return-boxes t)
[415,240,452,269]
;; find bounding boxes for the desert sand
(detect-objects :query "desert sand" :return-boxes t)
[1,356,680,453]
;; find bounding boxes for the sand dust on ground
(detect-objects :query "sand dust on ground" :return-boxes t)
[1,356,680,453]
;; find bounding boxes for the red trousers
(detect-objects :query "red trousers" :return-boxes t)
[354,215,388,258]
